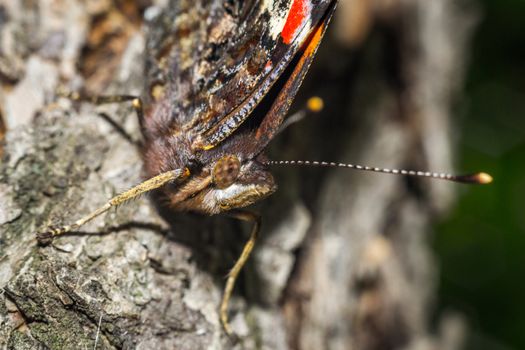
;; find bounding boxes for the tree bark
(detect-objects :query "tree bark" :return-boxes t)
[0,0,476,349]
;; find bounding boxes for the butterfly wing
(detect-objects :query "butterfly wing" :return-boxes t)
[142,0,290,137]
[141,0,337,152]
[193,0,339,151]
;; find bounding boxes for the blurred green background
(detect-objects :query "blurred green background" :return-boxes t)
[435,0,525,349]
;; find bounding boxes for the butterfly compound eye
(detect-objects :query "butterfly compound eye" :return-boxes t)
[212,155,241,189]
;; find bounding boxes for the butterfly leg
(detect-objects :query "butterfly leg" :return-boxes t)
[37,168,190,245]
[56,86,144,123]
[220,210,261,336]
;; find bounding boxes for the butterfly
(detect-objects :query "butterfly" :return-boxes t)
[37,0,490,336]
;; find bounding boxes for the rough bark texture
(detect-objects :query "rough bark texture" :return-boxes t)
[0,0,476,349]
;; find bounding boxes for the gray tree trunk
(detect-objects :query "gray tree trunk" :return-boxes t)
[0,0,476,349]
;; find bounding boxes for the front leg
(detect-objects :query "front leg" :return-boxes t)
[37,168,190,245]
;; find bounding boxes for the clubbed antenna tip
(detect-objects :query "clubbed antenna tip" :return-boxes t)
[306,96,324,113]
[455,172,493,185]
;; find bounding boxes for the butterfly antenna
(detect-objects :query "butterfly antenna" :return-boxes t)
[277,96,325,134]
[264,160,492,185]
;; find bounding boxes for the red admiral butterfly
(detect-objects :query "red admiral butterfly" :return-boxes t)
[37,0,491,336]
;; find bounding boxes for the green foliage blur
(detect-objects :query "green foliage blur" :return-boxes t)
[435,0,525,349]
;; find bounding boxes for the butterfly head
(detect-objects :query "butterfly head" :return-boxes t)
[169,154,276,215]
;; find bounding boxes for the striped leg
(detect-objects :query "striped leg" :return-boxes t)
[37,168,190,245]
